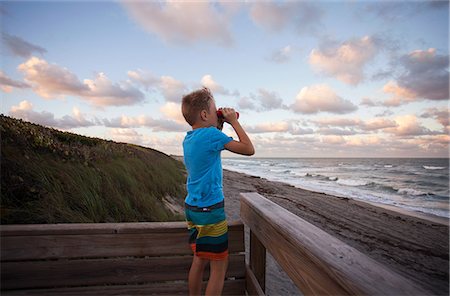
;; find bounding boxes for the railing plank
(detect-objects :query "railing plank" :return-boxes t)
[1,279,246,295]
[1,254,245,290]
[240,192,430,296]
[0,220,243,236]
[1,221,244,261]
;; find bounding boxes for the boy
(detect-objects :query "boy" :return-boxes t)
[181,87,254,295]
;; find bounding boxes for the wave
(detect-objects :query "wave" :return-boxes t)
[397,188,428,196]
[270,169,291,173]
[423,166,446,170]
[336,179,371,187]
[305,173,338,182]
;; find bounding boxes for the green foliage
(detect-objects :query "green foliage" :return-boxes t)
[1,115,187,224]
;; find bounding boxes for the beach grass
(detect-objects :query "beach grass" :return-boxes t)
[1,115,187,224]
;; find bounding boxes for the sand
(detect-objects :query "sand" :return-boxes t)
[221,169,449,296]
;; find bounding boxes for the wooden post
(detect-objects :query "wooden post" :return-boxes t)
[250,230,266,291]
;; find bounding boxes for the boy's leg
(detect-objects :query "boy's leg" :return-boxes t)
[205,258,229,296]
[189,255,209,296]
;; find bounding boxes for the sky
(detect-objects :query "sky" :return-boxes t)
[1,0,449,158]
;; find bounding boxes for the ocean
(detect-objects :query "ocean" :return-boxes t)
[222,158,449,219]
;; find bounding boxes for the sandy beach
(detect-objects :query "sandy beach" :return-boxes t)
[221,169,449,295]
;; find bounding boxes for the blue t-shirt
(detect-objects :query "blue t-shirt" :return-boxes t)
[183,126,233,207]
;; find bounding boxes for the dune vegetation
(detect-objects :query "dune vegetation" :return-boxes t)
[1,115,187,224]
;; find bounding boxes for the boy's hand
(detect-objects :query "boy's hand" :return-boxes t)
[221,108,238,124]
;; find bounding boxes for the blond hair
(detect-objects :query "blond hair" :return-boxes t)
[181,87,214,126]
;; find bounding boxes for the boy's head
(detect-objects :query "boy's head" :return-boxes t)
[182,87,219,127]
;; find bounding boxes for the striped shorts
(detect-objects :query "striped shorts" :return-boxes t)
[184,200,228,261]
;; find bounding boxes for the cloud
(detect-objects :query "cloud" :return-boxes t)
[103,114,186,132]
[360,97,379,107]
[0,71,30,92]
[243,119,313,135]
[382,48,449,105]
[18,57,145,107]
[312,117,362,127]
[9,100,95,129]
[268,45,292,63]
[255,89,284,111]
[250,2,323,34]
[121,1,234,46]
[160,102,186,124]
[318,128,357,136]
[321,135,346,145]
[237,88,285,112]
[312,117,397,133]
[381,81,417,106]
[384,115,434,137]
[237,96,256,110]
[309,36,383,85]
[362,118,397,131]
[291,84,357,114]
[127,69,187,102]
[160,76,187,102]
[127,69,159,90]
[363,1,447,22]
[2,33,47,58]
[245,121,291,134]
[200,74,239,96]
[108,128,144,144]
[420,108,449,129]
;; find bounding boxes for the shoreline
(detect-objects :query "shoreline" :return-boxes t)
[223,167,449,226]
[221,168,449,295]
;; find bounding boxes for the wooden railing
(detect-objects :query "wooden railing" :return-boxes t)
[241,192,431,296]
[1,221,245,295]
[1,193,433,295]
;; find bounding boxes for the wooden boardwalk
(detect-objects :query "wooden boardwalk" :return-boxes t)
[1,192,431,295]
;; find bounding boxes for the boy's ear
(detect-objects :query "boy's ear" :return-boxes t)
[200,110,208,121]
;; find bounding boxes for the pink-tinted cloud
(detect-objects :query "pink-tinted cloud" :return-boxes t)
[420,108,449,129]
[401,49,447,99]
[127,69,187,102]
[245,121,291,133]
[362,118,398,131]
[200,75,239,96]
[382,49,449,105]
[121,1,234,46]
[160,102,186,124]
[17,57,144,107]
[309,36,382,85]
[292,84,357,114]
[312,117,397,134]
[384,115,435,137]
[0,71,30,92]
[9,100,95,129]
[103,114,186,132]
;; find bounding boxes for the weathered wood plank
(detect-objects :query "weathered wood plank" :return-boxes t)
[240,192,431,296]
[1,223,244,261]
[245,264,265,296]
[2,254,245,290]
[0,220,243,236]
[0,279,246,295]
[250,230,266,292]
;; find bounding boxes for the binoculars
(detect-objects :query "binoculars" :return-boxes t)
[217,110,240,119]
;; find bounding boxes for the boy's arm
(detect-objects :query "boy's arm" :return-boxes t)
[222,108,255,156]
